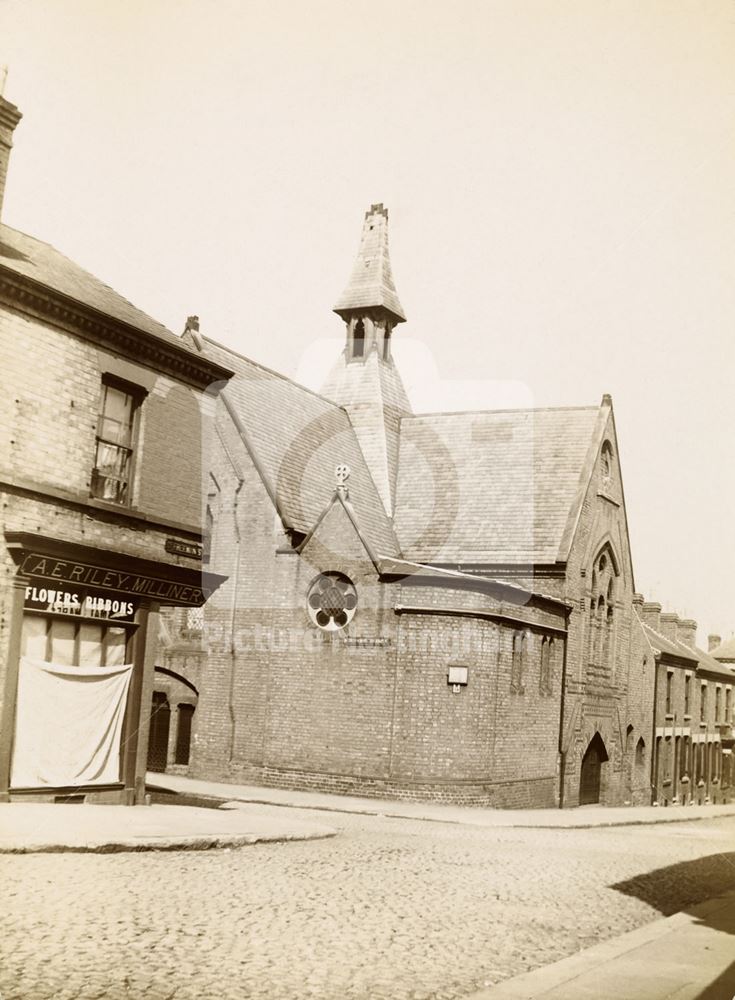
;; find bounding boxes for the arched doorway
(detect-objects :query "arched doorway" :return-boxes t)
[580,733,609,805]
[147,691,171,773]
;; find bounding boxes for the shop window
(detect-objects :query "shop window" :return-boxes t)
[50,619,76,666]
[175,704,195,765]
[21,615,48,660]
[91,379,143,504]
[79,624,104,668]
[21,614,131,668]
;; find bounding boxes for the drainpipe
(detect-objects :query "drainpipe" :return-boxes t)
[187,322,245,762]
[228,478,243,762]
[557,606,571,809]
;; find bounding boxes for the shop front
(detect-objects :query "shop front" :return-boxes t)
[0,533,225,804]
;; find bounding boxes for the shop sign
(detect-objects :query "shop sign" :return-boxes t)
[165,538,203,559]
[19,553,206,606]
[24,585,137,621]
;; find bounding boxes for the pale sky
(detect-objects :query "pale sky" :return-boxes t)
[1,0,733,642]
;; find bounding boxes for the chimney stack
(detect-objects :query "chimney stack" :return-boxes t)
[708,634,722,653]
[659,612,679,641]
[676,619,698,648]
[0,92,22,227]
[640,601,662,632]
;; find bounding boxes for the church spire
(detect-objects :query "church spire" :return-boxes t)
[333,203,406,364]
[321,204,412,518]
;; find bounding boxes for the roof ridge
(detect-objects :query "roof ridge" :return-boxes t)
[406,404,600,419]
[201,334,344,409]
[0,222,176,338]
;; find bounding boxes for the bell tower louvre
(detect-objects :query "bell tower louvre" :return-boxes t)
[320,203,412,518]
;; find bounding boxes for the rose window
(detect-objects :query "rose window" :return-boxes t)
[307,572,357,631]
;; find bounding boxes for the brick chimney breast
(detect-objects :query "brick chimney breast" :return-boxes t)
[708,634,722,653]
[659,612,679,641]
[641,602,662,632]
[0,94,22,227]
[676,619,698,648]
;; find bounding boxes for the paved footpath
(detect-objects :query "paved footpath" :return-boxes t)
[0,801,336,853]
[472,888,735,1000]
[151,771,735,828]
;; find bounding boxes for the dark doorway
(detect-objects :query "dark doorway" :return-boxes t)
[579,732,609,805]
[147,692,171,773]
[175,704,195,765]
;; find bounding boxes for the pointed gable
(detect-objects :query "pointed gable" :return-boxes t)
[199,336,400,558]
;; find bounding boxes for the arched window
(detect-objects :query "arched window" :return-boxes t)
[601,441,614,490]
[383,325,392,361]
[626,724,634,755]
[511,630,527,693]
[540,636,553,695]
[352,319,365,359]
[587,547,617,673]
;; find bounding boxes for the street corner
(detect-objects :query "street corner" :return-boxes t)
[0,802,338,854]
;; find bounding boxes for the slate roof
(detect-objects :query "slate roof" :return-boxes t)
[642,623,735,680]
[0,223,190,351]
[393,405,602,565]
[200,337,400,558]
[333,204,406,323]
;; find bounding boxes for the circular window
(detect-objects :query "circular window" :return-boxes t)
[307,572,357,631]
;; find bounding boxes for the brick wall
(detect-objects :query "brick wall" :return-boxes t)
[183,407,567,806]
[0,306,208,529]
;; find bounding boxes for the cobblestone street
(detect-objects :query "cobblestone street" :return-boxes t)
[2,808,735,1000]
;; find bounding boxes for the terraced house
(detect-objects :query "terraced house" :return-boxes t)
[158,203,657,808]
[637,605,735,806]
[0,94,230,804]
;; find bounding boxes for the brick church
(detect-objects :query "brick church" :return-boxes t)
[157,203,660,808]
[2,92,731,809]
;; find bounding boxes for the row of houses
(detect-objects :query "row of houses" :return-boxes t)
[1,92,732,808]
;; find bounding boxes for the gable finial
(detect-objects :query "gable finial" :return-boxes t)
[335,463,351,497]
